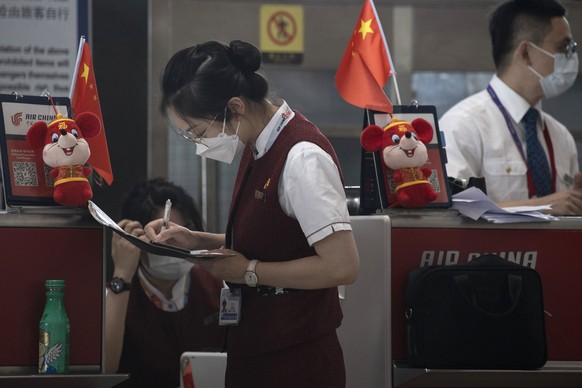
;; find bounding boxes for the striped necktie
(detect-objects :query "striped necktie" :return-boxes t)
[522,108,552,197]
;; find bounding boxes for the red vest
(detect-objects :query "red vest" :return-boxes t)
[117,267,225,387]
[225,112,344,356]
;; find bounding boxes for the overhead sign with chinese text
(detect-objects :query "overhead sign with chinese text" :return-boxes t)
[0,0,88,97]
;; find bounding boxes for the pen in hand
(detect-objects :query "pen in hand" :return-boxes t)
[161,199,172,232]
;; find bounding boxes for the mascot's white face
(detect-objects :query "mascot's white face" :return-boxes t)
[382,130,429,170]
[42,121,91,168]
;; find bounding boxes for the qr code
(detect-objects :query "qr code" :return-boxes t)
[428,169,441,193]
[12,161,39,187]
[44,163,54,187]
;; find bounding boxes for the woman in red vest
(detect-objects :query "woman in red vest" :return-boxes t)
[105,178,225,387]
[146,40,360,388]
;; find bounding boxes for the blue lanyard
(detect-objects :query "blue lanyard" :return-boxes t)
[486,85,528,164]
[486,85,556,197]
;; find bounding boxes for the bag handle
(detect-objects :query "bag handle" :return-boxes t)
[453,274,522,317]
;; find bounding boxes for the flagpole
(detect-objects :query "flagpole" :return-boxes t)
[391,74,402,105]
[69,36,86,100]
[369,0,401,105]
[363,108,386,209]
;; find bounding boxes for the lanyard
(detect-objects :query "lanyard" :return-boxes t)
[486,85,557,197]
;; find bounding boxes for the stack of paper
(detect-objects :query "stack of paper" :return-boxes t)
[451,187,558,223]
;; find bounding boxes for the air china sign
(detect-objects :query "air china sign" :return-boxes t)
[419,250,538,268]
[390,226,582,361]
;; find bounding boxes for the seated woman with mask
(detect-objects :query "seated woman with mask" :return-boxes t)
[104,178,225,388]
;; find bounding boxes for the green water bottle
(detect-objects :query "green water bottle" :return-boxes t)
[38,280,70,374]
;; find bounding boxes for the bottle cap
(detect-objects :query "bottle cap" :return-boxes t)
[45,280,65,287]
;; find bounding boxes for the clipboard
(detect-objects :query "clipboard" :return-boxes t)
[0,94,70,208]
[87,200,233,260]
[359,105,452,213]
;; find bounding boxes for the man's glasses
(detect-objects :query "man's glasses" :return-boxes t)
[565,41,577,59]
[171,114,218,144]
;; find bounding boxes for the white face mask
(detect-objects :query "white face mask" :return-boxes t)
[143,253,194,280]
[528,42,579,99]
[195,114,244,164]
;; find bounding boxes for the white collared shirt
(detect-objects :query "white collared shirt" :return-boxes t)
[439,75,578,202]
[137,267,190,312]
[253,101,351,246]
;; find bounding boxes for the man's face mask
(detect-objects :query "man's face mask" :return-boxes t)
[195,110,244,164]
[143,253,194,280]
[528,41,578,99]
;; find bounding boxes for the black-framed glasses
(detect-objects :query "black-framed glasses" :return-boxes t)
[565,40,577,59]
[170,114,218,144]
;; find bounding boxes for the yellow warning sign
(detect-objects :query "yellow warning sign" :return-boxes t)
[260,5,304,64]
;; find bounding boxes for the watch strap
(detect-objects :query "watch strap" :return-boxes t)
[247,259,258,274]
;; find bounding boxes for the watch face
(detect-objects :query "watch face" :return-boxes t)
[110,277,128,293]
[111,278,122,293]
[244,271,258,287]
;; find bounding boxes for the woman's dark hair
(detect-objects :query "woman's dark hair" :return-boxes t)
[490,0,566,71]
[121,178,204,231]
[160,40,269,122]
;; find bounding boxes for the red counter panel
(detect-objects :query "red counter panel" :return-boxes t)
[0,227,103,367]
[391,227,582,361]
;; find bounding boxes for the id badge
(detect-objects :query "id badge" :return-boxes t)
[219,287,241,326]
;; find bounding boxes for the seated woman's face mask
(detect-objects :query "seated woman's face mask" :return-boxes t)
[143,253,194,280]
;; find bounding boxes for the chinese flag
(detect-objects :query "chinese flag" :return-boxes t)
[70,37,113,185]
[335,0,393,113]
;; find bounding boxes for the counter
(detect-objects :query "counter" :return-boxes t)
[0,210,127,387]
[339,212,582,387]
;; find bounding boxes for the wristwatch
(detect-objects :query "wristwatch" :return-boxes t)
[244,260,259,287]
[108,277,131,294]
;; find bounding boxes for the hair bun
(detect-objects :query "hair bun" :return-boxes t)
[228,40,261,73]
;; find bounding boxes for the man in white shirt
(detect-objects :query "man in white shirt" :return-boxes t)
[440,0,582,215]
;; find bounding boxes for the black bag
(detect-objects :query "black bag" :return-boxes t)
[405,254,547,369]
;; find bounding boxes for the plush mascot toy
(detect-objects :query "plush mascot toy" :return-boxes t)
[27,112,101,207]
[361,117,437,208]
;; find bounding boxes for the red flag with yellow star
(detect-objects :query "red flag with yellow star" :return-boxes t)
[70,37,113,185]
[335,0,394,113]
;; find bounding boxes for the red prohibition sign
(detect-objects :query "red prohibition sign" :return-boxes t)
[267,11,297,46]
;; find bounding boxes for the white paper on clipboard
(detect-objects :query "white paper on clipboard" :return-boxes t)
[88,200,234,259]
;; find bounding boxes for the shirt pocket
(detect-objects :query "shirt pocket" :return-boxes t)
[483,158,527,177]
